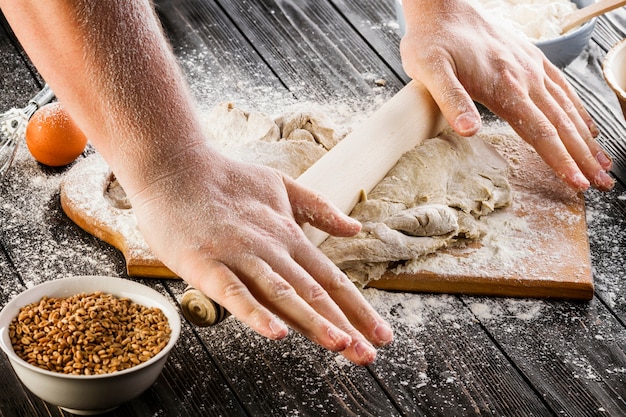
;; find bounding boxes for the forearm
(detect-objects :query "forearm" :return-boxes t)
[0,0,211,197]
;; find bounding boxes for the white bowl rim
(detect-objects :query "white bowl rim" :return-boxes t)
[0,275,181,380]
[603,38,626,100]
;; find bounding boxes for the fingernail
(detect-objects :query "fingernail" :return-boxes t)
[269,317,288,339]
[596,151,612,170]
[454,112,481,136]
[374,322,393,346]
[594,170,615,190]
[588,121,600,137]
[327,327,350,351]
[571,172,590,191]
[354,341,377,364]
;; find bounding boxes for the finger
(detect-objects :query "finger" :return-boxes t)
[403,52,482,136]
[283,176,361,237]
[184,258,289,341]
[539,78,615,190]
[260,251,381,365]
[280,177,393,345]
[544,62,601,139]
[480,66,591,191]
[494,87,590,190]
[544,64,613,172]
[429,77,482,137]
[293,243,393,348]
[231,254,365,354]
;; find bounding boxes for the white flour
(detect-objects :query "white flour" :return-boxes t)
[468,0,579,41]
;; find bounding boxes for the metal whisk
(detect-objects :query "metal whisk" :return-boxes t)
[0,84,56,177]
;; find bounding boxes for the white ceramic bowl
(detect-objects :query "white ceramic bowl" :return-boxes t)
[603,38,626,119]
[535,0,597,68]
[395,0,596,68]
[0,276,181,415]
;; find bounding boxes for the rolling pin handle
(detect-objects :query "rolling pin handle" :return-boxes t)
[181,286,230,327]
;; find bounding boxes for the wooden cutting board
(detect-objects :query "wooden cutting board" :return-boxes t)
[367,128,593,300]
[60,125,593,300]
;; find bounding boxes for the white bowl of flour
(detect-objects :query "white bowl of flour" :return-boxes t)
[534,0,597,67]
[395,0,597,68]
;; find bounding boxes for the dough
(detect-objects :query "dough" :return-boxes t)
[201,102,346,178]
[104,173,131,210]
[104,103,347,203]
[203,102,281,148]
[274,110,345,149]
[98,105,512,287]
[319,130,511,285]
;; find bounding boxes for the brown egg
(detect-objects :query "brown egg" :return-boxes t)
[25,102,88,167]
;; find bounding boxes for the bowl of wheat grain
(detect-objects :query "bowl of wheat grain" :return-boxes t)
[0,275,181,415]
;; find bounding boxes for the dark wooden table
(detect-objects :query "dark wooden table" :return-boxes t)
[1,1,625,416]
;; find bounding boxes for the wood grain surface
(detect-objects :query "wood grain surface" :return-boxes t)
[1,1,625,416]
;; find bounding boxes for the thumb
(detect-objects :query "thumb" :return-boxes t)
[429,79,482,137]
[283,176,361,237]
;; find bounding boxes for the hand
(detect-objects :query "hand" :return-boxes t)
[129,145,393,365]
[400,0,614,191]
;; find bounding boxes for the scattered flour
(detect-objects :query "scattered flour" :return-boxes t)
[469,298,545,321]
[0,145,125,289]
[584,188,626,309]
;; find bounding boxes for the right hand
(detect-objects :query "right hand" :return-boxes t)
[399,0,614,191]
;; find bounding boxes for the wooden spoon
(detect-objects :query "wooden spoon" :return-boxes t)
[561,0,626,33]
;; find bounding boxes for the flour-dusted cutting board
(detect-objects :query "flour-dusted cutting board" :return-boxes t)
[367,125,593,300]
[59,81,592,300]
[60,123,593,300]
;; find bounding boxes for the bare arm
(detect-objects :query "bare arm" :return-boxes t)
[0,0,392,365]
[401,0,614,191]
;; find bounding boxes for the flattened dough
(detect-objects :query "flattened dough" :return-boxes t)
[320,130,512,286]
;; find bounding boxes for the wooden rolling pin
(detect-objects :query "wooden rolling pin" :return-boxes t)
[181,286,230,326]
[182,80,446,326]
[560,0,626,34]
[296,80,446,246]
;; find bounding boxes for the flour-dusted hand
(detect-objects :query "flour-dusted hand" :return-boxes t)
[1,0,393,365]
[400,0,614,192]
[130,148,393,364]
